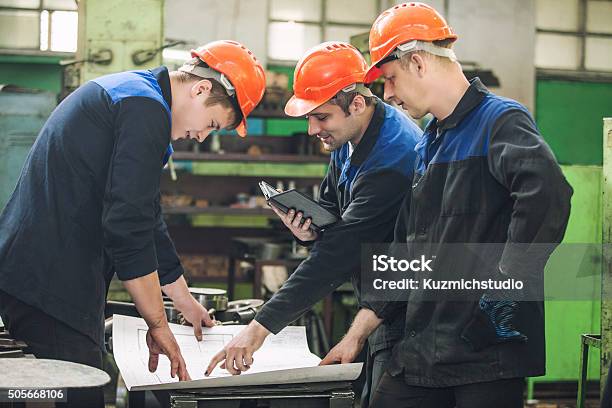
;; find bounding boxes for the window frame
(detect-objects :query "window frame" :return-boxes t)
[0,0,77,56]
[266,0,382,66]
[536,0,612,80]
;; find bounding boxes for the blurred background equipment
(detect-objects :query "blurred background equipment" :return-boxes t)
[0,85,56,209]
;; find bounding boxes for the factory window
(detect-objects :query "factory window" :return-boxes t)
[268,21,322,62]
[0,0,77,53]
[536,0,612,72]
[267,0,381,63]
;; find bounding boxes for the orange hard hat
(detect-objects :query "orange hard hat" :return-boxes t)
[284,42,370,117]
[365,2,457,83]
[190,40,266,136]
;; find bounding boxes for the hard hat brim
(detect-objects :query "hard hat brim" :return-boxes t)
[284,95,324,118]
[236,119,248,137]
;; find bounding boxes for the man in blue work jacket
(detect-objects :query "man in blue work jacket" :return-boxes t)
[206,42,422,407]
[356,3,573,407]
[0,40,265,406]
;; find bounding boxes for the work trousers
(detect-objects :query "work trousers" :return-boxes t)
[371,371,525,408]
[0,290,105,408]
[361,347,392,408]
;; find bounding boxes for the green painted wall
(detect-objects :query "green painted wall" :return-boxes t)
[536,80,612,166]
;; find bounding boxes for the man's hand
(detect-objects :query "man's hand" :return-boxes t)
[319,335,364,365]
[319,308,383,366]
[124,272,192,381]
[177,297,215,341]
[162,276,215,341]
[270,205,318,242]
[205,320,271,376]
[146,324,191,381]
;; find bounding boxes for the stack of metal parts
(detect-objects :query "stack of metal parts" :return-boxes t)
[213,299,265,325]
[105,288,265,351]
[164,287,264,326]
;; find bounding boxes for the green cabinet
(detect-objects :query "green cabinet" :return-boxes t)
[529,165,602,395]
[0,88,56,211]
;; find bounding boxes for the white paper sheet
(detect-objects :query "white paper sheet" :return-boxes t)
[112,314,362,391]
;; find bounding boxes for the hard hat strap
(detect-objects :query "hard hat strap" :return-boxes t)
[178,64,236,97]
[393,40,457,62]
[340,83,374,97]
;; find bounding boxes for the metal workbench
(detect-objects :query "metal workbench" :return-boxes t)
[128,381,355,408]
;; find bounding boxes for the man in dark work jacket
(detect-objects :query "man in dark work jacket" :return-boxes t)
[206,42,422,407]
[0,40,265,407]
[363,4,573,407]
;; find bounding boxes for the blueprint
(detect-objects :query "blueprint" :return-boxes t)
[112,314,362,391]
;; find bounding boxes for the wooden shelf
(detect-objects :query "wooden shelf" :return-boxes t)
[163,206,277,228]
[171,152,329,164]
[163,206,274,216]
[169,156,328,178]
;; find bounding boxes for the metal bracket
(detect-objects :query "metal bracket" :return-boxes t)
[171,400,198,408]
[329,390,355,408]
[60,49,113,66]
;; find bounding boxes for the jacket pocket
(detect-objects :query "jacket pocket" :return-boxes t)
[440,158,482,216]
[461,296,528,352]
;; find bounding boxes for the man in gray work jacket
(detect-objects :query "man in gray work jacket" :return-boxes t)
[206,42,422,407]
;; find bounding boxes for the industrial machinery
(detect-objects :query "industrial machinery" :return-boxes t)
[0,85,56,210]
[61,0,166,98]
[576,118,612,407]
